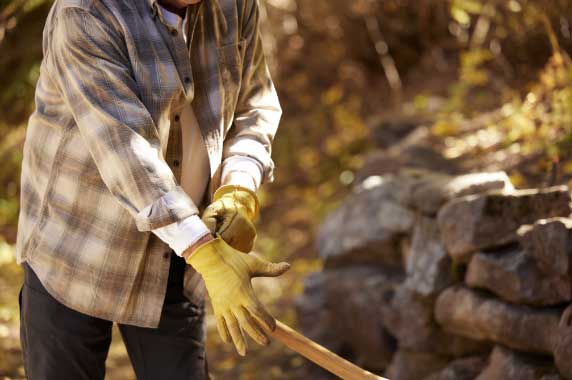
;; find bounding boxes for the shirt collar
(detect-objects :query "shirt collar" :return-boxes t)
[148,1,204,10]
[148,1,200,22]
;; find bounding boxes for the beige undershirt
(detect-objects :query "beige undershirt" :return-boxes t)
[150,4,263,256]
[178,100,210,207]
[150,4,212,255]
[160,7,210,207]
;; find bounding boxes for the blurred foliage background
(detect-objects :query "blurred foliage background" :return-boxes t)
[1,0,572,379]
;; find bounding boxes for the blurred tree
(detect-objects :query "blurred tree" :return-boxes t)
[1,0,571,241]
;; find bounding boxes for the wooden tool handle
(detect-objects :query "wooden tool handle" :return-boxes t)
[269,320,389,380]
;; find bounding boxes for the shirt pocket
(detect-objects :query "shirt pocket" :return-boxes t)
[217,39,246,131]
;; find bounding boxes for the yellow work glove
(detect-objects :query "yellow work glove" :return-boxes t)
[202,184,260,253]
[185,235,290,356]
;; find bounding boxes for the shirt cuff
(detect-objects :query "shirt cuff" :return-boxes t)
[134,185,199,232]
[221,156,263,191]
[150,214,212,256]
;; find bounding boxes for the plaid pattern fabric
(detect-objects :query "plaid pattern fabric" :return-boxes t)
[15,0,281,328]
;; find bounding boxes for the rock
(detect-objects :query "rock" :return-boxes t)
[295,272,345,380]
[554,305,572,378]
[408,171,514,215]
[405,216,456,297]
[370,118,421,149]
[324,267,401,370]
[434,286,561,354]
[295,272,342,353]
[384,286,490,356]
[541,375,565,380]
[400,236,412,271]
[355,147,457,180]
[465,247,571,306]
[356,125,460,180]
[317,182,415,268]
[443,172,514,199]
[438,186,571,262]
[518,217,572,276]
[385,350,449,380]
[355,170,513,216]
[423,356,487,380]
[352,172,426,214]
[475,346,559,380]
[297,267,402,370]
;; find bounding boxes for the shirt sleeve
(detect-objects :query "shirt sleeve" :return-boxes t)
[47,6,199,232]
[222,0,282,185]
[149,212,211,256]
[221,156,263,191]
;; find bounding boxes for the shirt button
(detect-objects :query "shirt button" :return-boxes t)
[184,77,191,84]
[163,251,170,259]
[174,114,180,122]
[170,29,178,37]
[173,160,180,167]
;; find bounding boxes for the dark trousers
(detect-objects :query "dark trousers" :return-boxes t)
[19,252,209,380]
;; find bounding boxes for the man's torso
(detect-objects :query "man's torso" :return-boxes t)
[16,0,251,328]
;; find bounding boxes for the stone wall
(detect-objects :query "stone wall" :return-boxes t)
[296,169,572,380]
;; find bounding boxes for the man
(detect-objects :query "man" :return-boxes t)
[15,0,288,378]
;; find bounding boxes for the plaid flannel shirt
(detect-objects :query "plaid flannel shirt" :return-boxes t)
[15,0,281,328]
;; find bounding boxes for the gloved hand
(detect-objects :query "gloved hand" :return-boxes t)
[185,235,290,356]
[201,184,259,253]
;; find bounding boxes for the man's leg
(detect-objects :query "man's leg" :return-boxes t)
[19,262,113,380]
[119,252,209,380]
